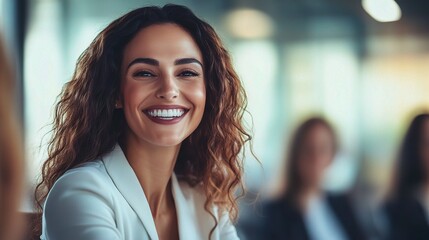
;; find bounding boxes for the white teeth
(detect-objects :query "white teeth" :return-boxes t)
[147,108,185,118]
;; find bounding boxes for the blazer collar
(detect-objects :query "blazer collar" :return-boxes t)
[102,144,201,240]
[102,144,159,240]
[171,174,201,240]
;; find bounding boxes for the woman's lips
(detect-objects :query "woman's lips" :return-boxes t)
[143,105,189,125]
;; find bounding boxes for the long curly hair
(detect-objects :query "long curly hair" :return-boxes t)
[34,4,250,237]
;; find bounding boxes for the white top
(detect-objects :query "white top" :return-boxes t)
[41,144,239,240]
[303,195,347,240]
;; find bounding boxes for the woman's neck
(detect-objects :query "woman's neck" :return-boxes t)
[121,134,180,219]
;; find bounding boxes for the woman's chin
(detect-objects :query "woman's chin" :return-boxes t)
[146,136,185,148]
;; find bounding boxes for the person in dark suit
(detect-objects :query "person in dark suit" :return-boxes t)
[248,117,366,240]
[384,113,429,240]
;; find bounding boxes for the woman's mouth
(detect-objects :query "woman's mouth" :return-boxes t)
[144,106,189,124]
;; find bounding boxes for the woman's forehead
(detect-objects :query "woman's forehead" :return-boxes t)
[122,23,203,66]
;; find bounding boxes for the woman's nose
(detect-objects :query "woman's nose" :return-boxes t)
[155,74,179,100]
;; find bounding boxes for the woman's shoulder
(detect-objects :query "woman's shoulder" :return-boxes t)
[42,160,122,240]
[58,160,107,181]
[46,160,111,200]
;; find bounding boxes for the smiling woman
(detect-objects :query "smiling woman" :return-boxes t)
[34,4,250,240]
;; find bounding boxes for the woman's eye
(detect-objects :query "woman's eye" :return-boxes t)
[133,71,155,78]
[178,70,199,77]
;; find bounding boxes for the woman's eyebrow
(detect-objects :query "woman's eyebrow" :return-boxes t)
[174,58,203,68]
[127,58,159,69]
[127,57,203,70]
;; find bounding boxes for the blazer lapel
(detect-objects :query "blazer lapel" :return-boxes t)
[102,144,159,240]
[171,174,201,240]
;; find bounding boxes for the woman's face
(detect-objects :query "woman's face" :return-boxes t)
[120,23,206,147]
[297,125,335,188]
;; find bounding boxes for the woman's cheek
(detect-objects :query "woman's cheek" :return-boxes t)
[185,82,206,108]
[123,81,151,106]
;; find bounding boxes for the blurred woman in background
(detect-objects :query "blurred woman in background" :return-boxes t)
[385,113,429,240]
[259,117,365,240]
[0,35,24,240]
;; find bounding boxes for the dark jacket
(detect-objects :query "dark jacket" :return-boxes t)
[384,196,429,240]
[247,193,367,240]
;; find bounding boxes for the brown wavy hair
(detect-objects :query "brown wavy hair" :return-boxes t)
[34,4,250,237]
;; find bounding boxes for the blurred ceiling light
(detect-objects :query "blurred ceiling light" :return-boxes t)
[224,9,274,39]
[362,0,402,22]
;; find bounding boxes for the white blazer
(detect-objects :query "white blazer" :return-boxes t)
[41,144,240,240]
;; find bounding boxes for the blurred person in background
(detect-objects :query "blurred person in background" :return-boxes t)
[384,113,429,240]
[0,35,24,240]
[255,117,366,240]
